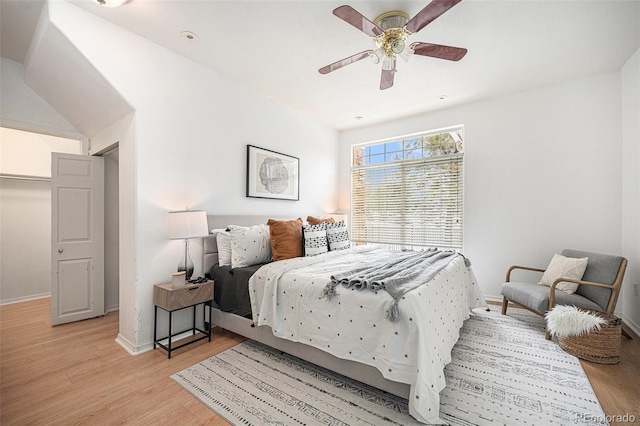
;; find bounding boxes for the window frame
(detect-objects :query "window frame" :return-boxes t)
[350,126,464,250]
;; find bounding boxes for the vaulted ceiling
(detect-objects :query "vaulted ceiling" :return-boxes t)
[2,0,639,131]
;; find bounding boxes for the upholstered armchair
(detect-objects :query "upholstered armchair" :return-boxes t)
[500,249,628,339]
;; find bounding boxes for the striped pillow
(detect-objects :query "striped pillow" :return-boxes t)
[303,223,328,256]
[326,220,349,251]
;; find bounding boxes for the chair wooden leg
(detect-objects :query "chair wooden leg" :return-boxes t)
[501,297,508,315]
[622,327,633,340]
[545,329,551,340]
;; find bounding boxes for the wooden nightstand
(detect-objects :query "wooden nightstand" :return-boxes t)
[153,280,214,359]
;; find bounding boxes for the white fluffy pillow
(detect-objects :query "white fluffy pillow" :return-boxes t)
[545,305,606,337]
[229,224,272,268]
[211,229,232,267]
[537,253,588,294]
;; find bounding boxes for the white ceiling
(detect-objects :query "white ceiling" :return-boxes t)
[0,0,46,63]
[2,0,639,131]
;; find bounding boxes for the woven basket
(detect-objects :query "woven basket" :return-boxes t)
[557,309,621,364]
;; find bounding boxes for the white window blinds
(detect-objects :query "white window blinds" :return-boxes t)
[351,129,464,249]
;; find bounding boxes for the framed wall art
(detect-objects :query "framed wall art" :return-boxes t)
[246,145,299,201]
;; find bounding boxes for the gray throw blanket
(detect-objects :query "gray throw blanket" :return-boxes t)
[321,249,470,321]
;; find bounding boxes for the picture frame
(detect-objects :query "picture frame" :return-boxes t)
[246,145,299,201]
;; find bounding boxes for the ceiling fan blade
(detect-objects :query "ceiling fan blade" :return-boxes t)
[380,58,396,90]
[412,42,467,61]
[333,5,383,37]
[405,0,462,34]
[318,50,373,75]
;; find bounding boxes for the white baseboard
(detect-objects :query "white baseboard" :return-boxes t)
[105,304,119,313]
[115,334,137,354]
[115,334,152,355]
[483,294,502,304]
[0,293,50,306]
[115,331,195,356]
[621,314,640,337]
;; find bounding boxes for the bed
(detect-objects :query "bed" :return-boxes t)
[203,215,485,424]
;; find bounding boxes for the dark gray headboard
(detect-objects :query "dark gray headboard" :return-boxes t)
[203,214,301,274]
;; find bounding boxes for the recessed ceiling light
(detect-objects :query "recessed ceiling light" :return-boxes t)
[93,0,128,7]
[354,116,364,120]
[181,31,199,41]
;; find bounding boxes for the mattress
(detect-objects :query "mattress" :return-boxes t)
[248,246,485,424]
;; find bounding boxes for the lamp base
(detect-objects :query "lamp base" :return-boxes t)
[177,264,194,281]
[178,239,195,280]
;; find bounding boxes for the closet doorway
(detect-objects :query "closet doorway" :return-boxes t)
[0,127,120,317]
[0,127,82,305]
[100,145,119,312]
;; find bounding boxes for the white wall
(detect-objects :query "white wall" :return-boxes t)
[0,58,80,138]
[621,47,640,334]
[0,179,52,303]
[340,72,625,309]
[1,127,82,176]
[41,1,339,353]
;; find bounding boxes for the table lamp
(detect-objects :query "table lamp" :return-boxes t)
[168,210,209,280]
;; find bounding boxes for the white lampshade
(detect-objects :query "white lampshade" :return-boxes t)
[168,210,209,240]
[382,54,395,71]
[399,44,415,63]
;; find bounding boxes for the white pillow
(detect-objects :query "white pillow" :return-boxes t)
[303,223,328,256]
[537,253,588,294]
[211,229,231,267]
[229,224,272,268]
[326,220,350,251]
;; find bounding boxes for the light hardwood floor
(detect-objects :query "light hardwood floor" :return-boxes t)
[1,298,638,425]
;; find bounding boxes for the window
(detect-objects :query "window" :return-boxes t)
[351,127,464,249]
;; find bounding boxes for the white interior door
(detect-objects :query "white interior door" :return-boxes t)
[51,153,104,325]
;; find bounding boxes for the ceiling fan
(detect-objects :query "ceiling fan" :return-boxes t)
[318,0,467,90]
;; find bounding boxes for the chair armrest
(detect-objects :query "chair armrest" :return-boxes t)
[505,265,545,282]
[548,278,615,310]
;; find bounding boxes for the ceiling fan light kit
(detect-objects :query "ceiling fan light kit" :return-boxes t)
[319,0,467,90]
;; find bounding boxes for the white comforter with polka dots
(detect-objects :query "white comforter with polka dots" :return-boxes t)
[249,246,485,424]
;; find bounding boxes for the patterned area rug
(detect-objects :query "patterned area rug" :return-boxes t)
[172,307,607,425]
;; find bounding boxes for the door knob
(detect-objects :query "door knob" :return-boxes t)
[58,249,63,253]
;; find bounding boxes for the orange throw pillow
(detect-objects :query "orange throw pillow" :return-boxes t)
[307,216,335,225]
[267,218,303,261]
